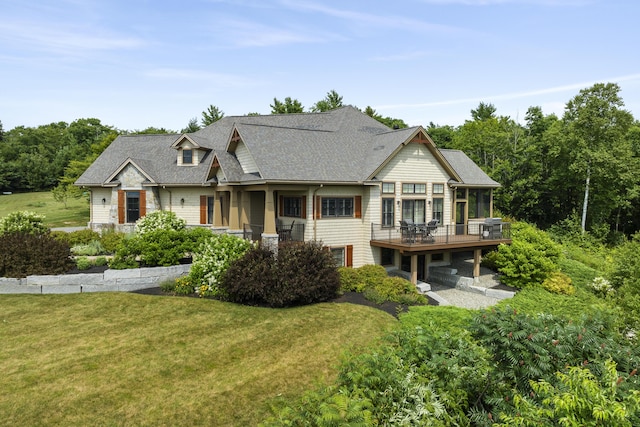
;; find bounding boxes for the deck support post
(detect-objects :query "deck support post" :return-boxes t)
[410,254,418,285]
[473,248,482,278]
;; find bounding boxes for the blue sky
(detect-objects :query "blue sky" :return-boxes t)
[2,0,639,132]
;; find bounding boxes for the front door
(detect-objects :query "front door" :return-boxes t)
[456,201,466,235]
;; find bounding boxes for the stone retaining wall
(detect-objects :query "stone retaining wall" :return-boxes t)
[0,264,191,294]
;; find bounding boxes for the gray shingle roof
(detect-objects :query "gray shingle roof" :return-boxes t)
[439,149,500,187]
[75,106,500,188]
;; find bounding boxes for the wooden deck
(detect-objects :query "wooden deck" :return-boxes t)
[370,222,512,253]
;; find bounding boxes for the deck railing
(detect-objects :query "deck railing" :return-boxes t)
[243,223,305,243]
[370,221,511,246]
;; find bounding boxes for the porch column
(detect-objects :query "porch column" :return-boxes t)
[410,254,418,285]
[262,187,278,253]
[229,190,240,230]
[239,191,250,228]
[213,191,223,227]
[473,249,482,278]
[263,187,276,234]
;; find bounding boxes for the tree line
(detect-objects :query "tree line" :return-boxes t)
[1,84,638,237]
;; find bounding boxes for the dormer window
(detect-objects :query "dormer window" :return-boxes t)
[182,149,193,164]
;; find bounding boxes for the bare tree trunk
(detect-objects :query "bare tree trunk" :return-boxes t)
[581,164,590,233]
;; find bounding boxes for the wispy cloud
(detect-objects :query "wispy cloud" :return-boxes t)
[213,17,345,48]
[0,20,144,56]
[278,0,467,35]
[376,73,640,110]
[145,68,259,87]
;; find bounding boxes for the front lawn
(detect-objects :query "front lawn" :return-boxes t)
[0,191,89,228]
[0,293,396,426]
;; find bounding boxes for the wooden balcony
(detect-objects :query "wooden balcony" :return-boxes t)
[370,221,511,253]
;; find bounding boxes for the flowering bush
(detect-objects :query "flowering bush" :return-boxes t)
[134,210,186,235]
[188,234,255,297]
[590,276,615,299]
[0,211,48,236]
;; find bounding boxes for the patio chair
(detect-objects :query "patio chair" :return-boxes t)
[419,219,439,242]
[400,219,416,243]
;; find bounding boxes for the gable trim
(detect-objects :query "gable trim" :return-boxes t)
[105,158,156,186]
[367,127,462,182]
[171,134,203,149]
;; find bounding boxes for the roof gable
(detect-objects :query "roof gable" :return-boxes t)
[366,127,461,182]
[105,158,157,186]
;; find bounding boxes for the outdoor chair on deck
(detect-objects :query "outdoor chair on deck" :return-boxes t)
[400,219,416,243]
[277,219,294,241]
[419,219,439,243]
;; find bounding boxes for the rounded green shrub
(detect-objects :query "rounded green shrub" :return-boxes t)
[99,231,126,254]
[66,229,101,246]
[75,256,93,271]
[0,211,48,236]
[494,222,562,288]
[541,271,575,295]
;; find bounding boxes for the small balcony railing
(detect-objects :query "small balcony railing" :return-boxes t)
[370,220,511,246]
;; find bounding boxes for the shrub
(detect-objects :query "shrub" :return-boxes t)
[75,256,93,271]
[94,256,108,267]
[541,272,575,295]
[222,246,276,305]
[221,241,340,307]
[0,232,74,278]
[71,240,105,256]
[364,276,427,305]
[66,229,101,246]
[269,241,340,307]
[494,222,562,289]
[188,233,255,297]
[136,229,191,266]
[100,230,126,254]
[110,227,201,269]
[590,276,615,299]
[135,210,186,235]
[0,211,48,236]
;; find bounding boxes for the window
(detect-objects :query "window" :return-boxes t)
[432,183,444,195]
[432,198,443,223]
[402,199,425,223]
[283,197,302,217]
[182,149,193,164]
[126,191,140,223]
[431,253,444,262]
[468,189,491,219]
[382,198,394,227]
[207,196,214,224]
[456,188,466,199]
[381,247,394,266]
[382,182,395,194]
[402,183,426,194]
[322,198,353,217]
[331,247,345,267]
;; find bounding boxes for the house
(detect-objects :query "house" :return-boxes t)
[75,106,510,284]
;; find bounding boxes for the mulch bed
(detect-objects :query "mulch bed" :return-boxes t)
[131,288,437,318]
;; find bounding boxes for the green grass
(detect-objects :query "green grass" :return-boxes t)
[0,191,89,228]
[0,293,396,426]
